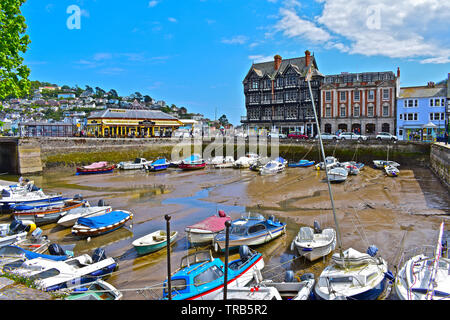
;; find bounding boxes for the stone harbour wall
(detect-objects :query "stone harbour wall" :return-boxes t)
[430,143,450,189]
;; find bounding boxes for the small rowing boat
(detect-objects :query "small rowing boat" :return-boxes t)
[76,162,116,175]
[132,230,178,255]
[72,210,133,238]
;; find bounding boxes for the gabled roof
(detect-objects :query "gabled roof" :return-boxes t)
[88,108,179,120]
[243,55,323,83]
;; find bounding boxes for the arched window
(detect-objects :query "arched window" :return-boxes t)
[366,123,376,134]
[338,124,348,131]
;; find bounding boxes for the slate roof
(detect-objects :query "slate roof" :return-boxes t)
[399,85,447,99]
[88,108,179,120]
[245,55,324,82]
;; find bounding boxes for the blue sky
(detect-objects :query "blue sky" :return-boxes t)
[22,0,450,125]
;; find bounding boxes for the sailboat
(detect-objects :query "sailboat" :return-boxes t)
[303,69,393,300]
[373,145,400,169]
[395,222,450,300]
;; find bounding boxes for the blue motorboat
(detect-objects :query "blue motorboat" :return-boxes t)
[213,214,286,252]
[146,158,169,172]
[288,160,315,168]
[162,246,265,300]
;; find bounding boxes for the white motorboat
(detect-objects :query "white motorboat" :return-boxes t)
[9,248,118,292]
[64,279,123,300]
[117,158,152,170]
[57,203,113,228]
[315,156,338,170]
[0,220,30,248]
[258,271,315,300]
[290,222,336,262]
[395,222,450,300]
[385,165,400,177]
[0,185,68,212]
[233,153,259,168]
[315,247,392,300]
[259,158,286,175]
[373,160,400,169]
[211,156,235,168]
[327,167,348,183]
[185,210,231,245]
[339,162,360,175]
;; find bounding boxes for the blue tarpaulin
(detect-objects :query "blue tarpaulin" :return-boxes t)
[4,246,69,261]
[152,158,167,165]
[77,211,130,229]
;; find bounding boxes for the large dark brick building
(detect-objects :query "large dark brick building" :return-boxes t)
[241,51,324,136]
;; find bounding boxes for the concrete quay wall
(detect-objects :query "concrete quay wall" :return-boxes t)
[430,143,450,189]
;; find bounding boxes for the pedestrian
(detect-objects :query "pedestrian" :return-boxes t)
[445,131,448,145]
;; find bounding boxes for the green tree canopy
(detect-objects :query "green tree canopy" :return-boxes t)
[0,0,31,101]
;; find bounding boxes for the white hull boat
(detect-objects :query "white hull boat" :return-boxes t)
[291,224,336,261]
[327,167,348,183]
[57,205,113,228]
[64,279,123,300]
[233,153,259,169]
[385,165,400,177]
[315,247,392,300]
[315,156,339,170]
[117,158,152,170]
[211,156,235,168]
[373,160,400,169]
[259,158,286,175]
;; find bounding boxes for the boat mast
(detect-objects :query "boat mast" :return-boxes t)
[306,68,344,258]
[426,221,445,300]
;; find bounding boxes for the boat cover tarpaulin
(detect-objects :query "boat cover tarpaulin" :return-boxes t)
[77,211,130,228]
[83,162,109,169]
[152,159,167,165]
[5,246,68,261]
[187,215,230,233]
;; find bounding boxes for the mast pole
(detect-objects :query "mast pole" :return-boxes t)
[426,221,445,300]
[306,74,344,257]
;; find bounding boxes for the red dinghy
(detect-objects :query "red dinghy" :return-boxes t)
[178,162,206,170]
[76,162,116,175]
[185,210,231,245]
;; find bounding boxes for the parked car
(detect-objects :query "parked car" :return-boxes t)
[338,132,368,141]
[268,132,287,139]
[315,133,338,141]
[288,132,309,139]
[376,132,398,141]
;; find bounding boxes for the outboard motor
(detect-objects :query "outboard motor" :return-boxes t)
[284,270,295,283]
[313,221,322,234]
[367,245,379,257]
[92,248,107,263]
[48,243,66,256]
[97,199,106,207]
[300,273,315,282]
[9,220,26,234]
[30,184,40,192]
[31,228,43,240]
[73,194,83,201]
[239,245,250,263]
[218,210,226,218]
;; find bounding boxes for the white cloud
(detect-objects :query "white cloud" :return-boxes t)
[168,17,177,23]
[270,0,450,64]
[148,1,159,8]
[248,55,275,63]
[221,35,249,45]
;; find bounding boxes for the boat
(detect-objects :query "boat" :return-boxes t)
[213,213,286,252]
[385,165,400,177]
[132,230,178,255]
[178,154,207,171]
[185,210,231,245]
[0,185,70,212]
[209,156,225,166]
[259,157,286,175]
[233,153,259,169]
[162,246,264,300]
[348,161,365,170]
[211,156,235,168]
[339,162,360,175]
[76,162,116,175]
[0,220,33,248]
[72,210,133,238]
[57,202,113,228]
[8,248,118,292]
[288,160,315,168]
[395,222,450,300]
[64,279,123,300]
[290,221,337,262]
[145,158,169,172]
[307,74,393,300]
[117,158,152,170]
[13,199,86,226]
[315,246,393,300]
[315,156,339,170]
[224,271,315,300]
[249,157,270,172]
[327,167,348,183]
[373,160,400,169]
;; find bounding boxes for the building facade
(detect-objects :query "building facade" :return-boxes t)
[86,108,183,138]
[19,122,75,137]
[396,83,447,141]
[241,51,324,136]
[320,70,399,136]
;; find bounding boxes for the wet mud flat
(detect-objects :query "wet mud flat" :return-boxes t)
[0,164,448,300]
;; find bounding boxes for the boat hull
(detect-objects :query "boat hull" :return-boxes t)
[76,165,115,175]
[179,163,206,170]
[292,239,337,262]
[72,212,133,238]
[14,201,85,226]
[133,232,178,255]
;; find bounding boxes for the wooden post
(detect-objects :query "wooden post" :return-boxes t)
[165,214,172,300]
[223,220,231,300]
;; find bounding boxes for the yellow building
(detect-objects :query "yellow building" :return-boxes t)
[86,108,183,138]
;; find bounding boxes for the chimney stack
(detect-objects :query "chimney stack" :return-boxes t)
[305,50,311,67]
[397,67,400,78]
[274,55,282,71]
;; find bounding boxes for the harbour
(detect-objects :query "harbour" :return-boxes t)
[0,156,448,300]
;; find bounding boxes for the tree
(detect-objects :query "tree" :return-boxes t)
[218,114,229,126]
[143,95,153,104]
[0,0,31,101]
[95,86,106,98]
[107,89,118,99]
